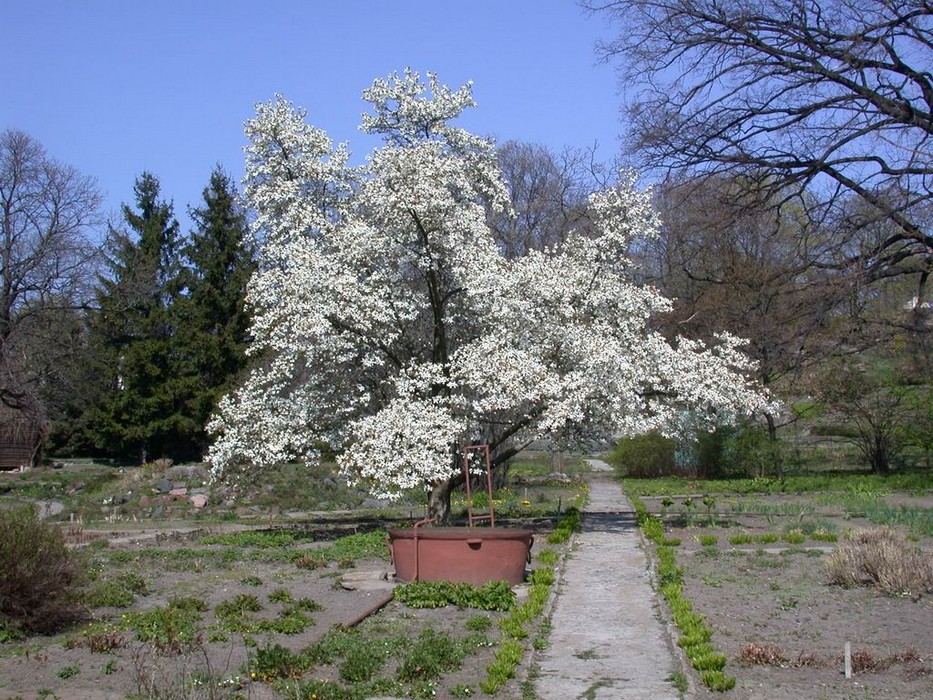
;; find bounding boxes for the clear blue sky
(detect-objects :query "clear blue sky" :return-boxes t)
[3,1,622,232]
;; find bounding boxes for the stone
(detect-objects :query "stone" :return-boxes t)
[35,500,64,519]
[339,570,395,591]
[169,487,188,497]
[155,478,172,493]
[190,494,208,508]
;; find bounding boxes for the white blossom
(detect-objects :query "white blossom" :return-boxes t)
[208,71,771,503]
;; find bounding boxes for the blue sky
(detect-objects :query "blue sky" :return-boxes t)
[3,1,622,232]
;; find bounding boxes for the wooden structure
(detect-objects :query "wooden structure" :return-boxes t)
[0,402,45,470]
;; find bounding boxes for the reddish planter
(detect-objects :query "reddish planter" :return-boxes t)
[388,527,534,586]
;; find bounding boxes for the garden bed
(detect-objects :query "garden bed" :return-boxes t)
[634,483,933,699]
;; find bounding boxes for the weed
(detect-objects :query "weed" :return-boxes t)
[340,640,385,683]
[729,532,779,545]
[700,670,736,691]
[574,648,600,660]
[692,651,727,672]
[395,580,515,611]
[466,615,492,632]
[740,643,787,665]
[84,570,147,608]
[451,683,475,697]
[84,580,135,608]
[199,531,297,548]
[547,507,581,544]
[667,670,689,694]
[268,587,292,603]
[240,574,263,586]
[101,659,117,675]
[80,629,127,653]
[260,609,314,634]
[167,596,208,613]
[396,629,467,682]
[480,637,523,693]
[697,534,717,547]
[215,593,262,619]
[811,529,838,543]
[251,642,305,681]
[56,663,80,679]
[123,604,202,655]
[536,548,559,565]
[295,552,328,569]
[288,596,323,613]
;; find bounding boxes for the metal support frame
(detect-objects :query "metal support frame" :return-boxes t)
[461,443,495,528]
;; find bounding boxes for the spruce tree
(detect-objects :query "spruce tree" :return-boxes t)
[177,166,255,454]
[91,172,192,463]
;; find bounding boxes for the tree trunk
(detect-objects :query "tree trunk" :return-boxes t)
[427,478,454,524]
[764,412,782,477]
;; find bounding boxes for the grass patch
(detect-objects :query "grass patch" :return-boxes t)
[622,472,933,497]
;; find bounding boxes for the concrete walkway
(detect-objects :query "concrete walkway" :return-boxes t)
[532,459,682,700]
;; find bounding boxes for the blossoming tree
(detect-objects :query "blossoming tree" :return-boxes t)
[208,70,769,522]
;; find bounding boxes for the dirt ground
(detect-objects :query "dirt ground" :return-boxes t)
[0,525,548,700]
[643,495,933,700]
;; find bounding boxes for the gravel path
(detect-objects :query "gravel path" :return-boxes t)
[532,459,683,699]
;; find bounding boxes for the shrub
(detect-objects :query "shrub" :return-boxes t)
[825,527,933,596]
[0,506,86,634]
[609,431,676,477]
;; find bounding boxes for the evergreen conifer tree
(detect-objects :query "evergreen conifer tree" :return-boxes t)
[91,172,191,463]
[177,166,255,454]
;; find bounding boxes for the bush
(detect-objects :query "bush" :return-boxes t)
[609,432,676,477]
[0,506,86,634]
[825,527,933,596]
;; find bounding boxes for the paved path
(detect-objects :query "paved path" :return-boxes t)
[532,459,682,700]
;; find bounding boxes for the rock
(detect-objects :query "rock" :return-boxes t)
[35,500,64,519]
[155,478,172,493]
[339,570,395,591]
[139,495,150,507]
[151,505,165,518]
[66,481,86,495]
[169,487,188,497]
[190,494,208,508]
[361,498,390,509]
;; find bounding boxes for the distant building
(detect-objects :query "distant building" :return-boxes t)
[0,403,46,471]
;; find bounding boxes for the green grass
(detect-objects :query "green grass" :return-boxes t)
[622,472,932,497]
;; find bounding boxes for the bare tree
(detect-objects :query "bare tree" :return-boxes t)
[0,130,101,423]
[585,0,932,303]
[491,141,606,257]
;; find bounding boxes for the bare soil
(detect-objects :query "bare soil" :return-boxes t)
[0,523,555,700]
[643,495,933,700]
